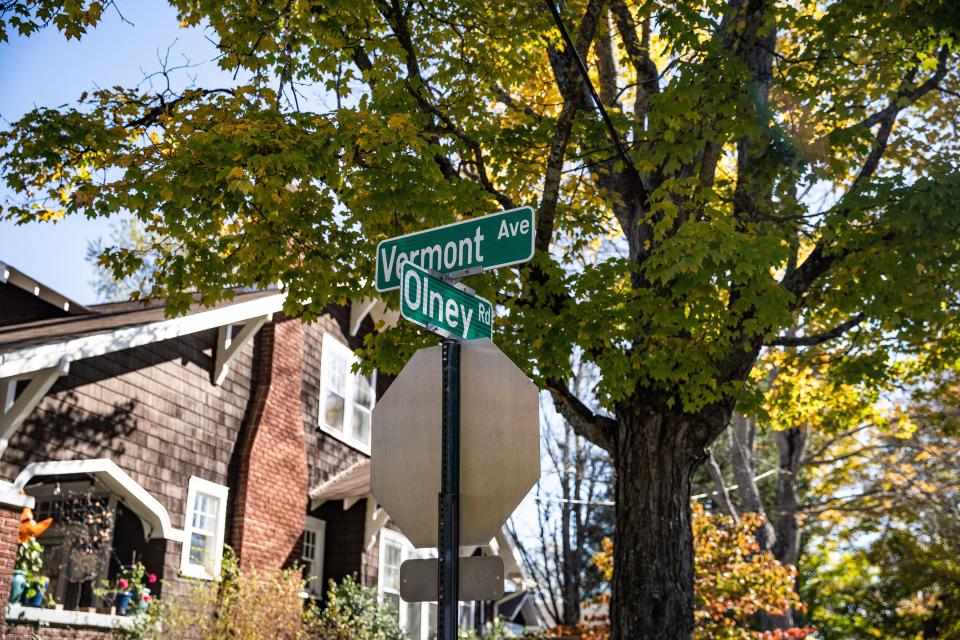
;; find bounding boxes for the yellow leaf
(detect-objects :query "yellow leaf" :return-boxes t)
[387,113,410,130]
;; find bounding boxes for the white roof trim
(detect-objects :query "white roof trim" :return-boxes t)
[12,459,184,543]
[0,481,34,509]
[0,292,284,379]
[348,297,399,337]
[495,529,526,583]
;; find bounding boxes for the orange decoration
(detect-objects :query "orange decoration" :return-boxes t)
[18,507,52,543]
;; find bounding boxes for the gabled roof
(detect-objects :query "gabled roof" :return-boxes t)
[494,589,542,629]
[0,261,90,317]
[0,289,284,378]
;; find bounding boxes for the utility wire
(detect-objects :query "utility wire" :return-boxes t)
[532,468,780,507]
[544,0,638,175]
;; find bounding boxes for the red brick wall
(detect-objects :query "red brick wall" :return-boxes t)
[0,505,115,638]
[231,319,309,572]
[302,315,366,490]
[0,505,18,607]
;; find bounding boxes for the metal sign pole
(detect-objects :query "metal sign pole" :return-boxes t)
[438,339,461,640]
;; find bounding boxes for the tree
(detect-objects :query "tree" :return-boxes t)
[512,371,612,627]
[3,2,960,637]
[86,218,175,302]
[798,374,960,638]
[586,504,815,639]
[702,352,911,628]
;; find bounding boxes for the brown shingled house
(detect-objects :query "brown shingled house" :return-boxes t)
[0,262,532,639]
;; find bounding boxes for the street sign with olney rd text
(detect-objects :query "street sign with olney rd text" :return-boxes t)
[400,262,493,341]
[375,206,535,291]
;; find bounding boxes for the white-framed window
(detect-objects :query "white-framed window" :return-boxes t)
[319,332,376,453]
[379,530,442,640]
[302,516,326,597]
[179,476,229,580]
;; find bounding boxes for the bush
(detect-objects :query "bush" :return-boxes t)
[114,547,403,640]
[316,574,404,640]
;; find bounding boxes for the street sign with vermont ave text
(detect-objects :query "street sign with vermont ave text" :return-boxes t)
[400,262,493,341]
[375,206,535,291]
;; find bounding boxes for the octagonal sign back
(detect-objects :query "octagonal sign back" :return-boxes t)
[371,339,540,548]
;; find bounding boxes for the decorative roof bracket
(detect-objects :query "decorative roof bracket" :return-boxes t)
[0,357,70,458]
[213,314,272,385]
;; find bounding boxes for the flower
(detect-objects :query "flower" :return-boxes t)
[148,573,157,584]
[118,578,128,591]
[142,594,152,602]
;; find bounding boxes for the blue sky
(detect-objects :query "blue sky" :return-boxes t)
[0,2,225,303]
[0,3,572,548]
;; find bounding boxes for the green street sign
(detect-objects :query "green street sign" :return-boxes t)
[400,262,493,341]
[376,206,535,292]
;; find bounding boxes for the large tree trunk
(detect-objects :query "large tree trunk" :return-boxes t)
[611,407,720,640]
[728,412,776,550]
[769,425,809,627]
[773,425,807,566]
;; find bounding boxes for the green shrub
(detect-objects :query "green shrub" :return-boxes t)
[16,539,43,574]
[315,574,404,640]
[458,616,515,639]
[112,546,403,640]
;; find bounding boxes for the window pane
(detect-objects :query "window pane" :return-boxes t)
[303,559,318,591]
[404,601,421,638]
[427,604,438,640]
[324,391,345,431]
[383,564,400,592]
[303,530,316,560]
[355,373,373,409]
[326,353,348,395]
[386,543,402,568]
[189,531,213,569]
[459,601,474,628]
[192,493,219,533]
[383,542,402,591]
[353,406,371,444]
[384,593,400,622]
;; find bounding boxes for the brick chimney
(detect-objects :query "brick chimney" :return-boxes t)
[231,319,308,572]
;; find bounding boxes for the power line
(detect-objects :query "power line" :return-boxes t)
[543,0,638,176]
[532,468,780,507]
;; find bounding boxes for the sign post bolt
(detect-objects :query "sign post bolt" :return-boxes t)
[438,339,461,640]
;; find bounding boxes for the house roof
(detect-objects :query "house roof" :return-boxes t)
[0,290,277,352]
[496,590,531,620]
[309,458,371,503]
[0,289,284,378]
[0,261,90,318]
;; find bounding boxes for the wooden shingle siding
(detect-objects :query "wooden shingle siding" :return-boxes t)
[0,327,255,599]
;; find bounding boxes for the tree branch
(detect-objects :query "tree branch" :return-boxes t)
[782,47,952,302]
[376,0,515,210]
[491,85,543,122]
[835,46,950,136]
[547,377,616,454]
[537,0,608,253]
[766,313,864,347]
[594,11,620,108]
[704,448,739,521]
[609,0,658,128]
